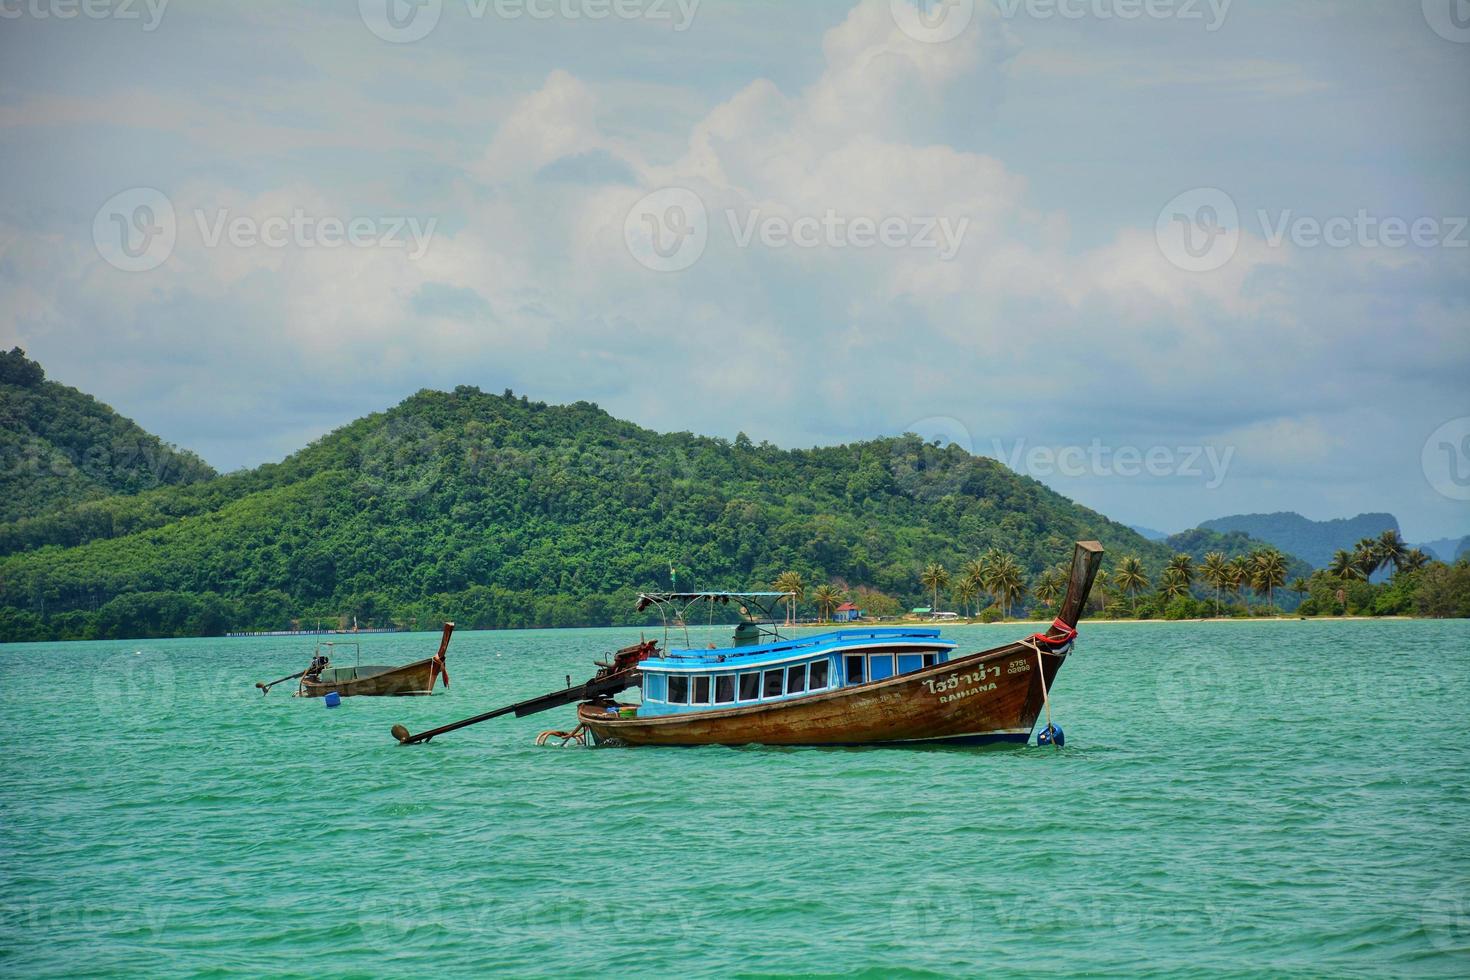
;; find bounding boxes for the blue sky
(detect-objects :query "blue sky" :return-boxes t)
[2,0,1467,540]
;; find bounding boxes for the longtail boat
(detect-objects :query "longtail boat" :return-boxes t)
[289,622,453,698]
[392,543,1102,747]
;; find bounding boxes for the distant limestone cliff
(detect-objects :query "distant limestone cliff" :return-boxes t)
[1198,512,1399,569]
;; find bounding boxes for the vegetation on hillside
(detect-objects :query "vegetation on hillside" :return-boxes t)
[0,348,215,525]
[0,385,1164,641]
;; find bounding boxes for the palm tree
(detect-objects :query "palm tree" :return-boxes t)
[1377,529,1407,574]
[773,571,806,625]
[1033,567,1064,610]
[1400,548,1431,572]
[1329,549,1362,580]
[1290,577,1309,604]
[1165,553,1195,590]
[1251,548,1288,614]
[1228,556,1252,611]
[1353,537,1384,580]
[1159,567,1189,604]
[811,584,842,623]
[952,577,979,618]
[919,562,949,614]
[1201,551,1230,617]
[961,557,988,612]
[984,553,1026,618]
[1114,556,1148,615]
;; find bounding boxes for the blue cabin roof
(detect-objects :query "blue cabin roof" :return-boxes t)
[646,627,955,673]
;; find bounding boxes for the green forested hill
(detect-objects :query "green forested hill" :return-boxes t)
[0,348,215,524]
[0,385,1168,640]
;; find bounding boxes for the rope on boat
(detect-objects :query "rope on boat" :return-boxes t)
[1022,637,1059,750]
[535,724,587,748]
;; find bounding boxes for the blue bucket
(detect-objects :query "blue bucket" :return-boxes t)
[324,691,342,708]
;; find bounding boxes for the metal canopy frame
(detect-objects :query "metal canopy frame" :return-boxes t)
[635,591,796,653]
[314,639,361,669]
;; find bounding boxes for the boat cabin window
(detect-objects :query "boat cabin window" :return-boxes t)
[762,669,785,698]
[922,652,938,668]
[715,675,735,704]
[694,676,712,704]
[667,675,689,705]
[645,673,667,703]
[786,664,806,695]
[897,653,923,675]
[868,654,895,681]
[738,672,760,701]
[809,659,830,690]
[845,655,864,684]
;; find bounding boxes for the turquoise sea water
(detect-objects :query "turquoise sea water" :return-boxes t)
[2,620,1468,977]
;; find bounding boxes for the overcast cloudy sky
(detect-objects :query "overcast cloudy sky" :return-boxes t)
[2,0,1467,539]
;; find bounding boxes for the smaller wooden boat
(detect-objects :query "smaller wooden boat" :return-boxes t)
[293,622,453,698]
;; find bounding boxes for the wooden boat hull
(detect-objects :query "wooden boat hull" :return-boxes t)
[297,657,438,698]
[578,640,1066,748]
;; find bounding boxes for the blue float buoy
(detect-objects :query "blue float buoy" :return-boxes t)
[1037,723,1065,747]
[324,692,342,708]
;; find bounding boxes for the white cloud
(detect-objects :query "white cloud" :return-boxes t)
[2,0,1467,538]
